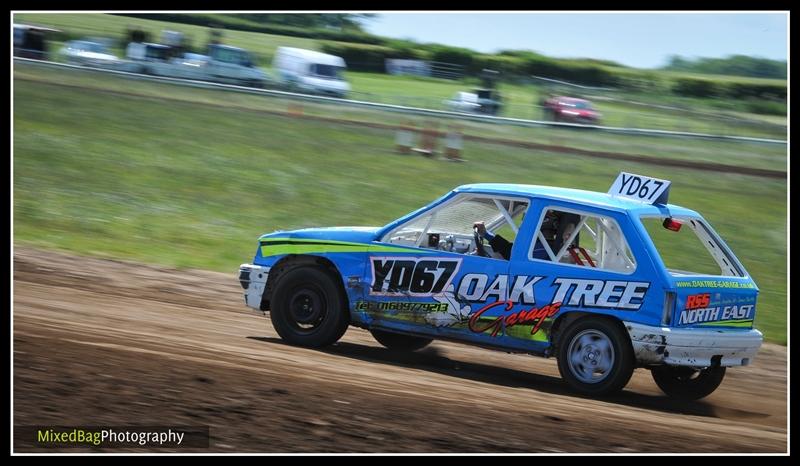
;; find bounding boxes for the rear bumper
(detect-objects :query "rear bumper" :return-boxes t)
[624,321,763,368]
[238,264,271,312]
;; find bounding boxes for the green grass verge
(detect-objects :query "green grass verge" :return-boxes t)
[13,65,786,344]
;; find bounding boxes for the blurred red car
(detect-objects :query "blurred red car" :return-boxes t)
[543,96,601,124]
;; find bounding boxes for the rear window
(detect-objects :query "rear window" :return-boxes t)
[641,216,744,277]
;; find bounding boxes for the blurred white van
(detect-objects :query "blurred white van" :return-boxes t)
[273,47,350,98]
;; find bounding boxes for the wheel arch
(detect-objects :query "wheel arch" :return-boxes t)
[549,311,632,355]
[261,254,349,313]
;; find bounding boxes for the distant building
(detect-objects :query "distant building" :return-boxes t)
[385,59,431,77]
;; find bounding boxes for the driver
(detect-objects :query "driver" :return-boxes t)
[473,221,512,260]
[532,211,581,260]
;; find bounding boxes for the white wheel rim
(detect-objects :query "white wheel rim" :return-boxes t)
[567,329,616,384]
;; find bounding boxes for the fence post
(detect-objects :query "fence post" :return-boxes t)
[395,120,415,154]
[412,121,438,157]
[444,124,464,161]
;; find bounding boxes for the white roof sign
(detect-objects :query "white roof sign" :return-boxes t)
[608,172,671,204]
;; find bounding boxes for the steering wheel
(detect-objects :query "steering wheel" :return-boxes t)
[473,227,490,258]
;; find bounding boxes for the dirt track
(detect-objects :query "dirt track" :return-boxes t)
[13,247,787,453]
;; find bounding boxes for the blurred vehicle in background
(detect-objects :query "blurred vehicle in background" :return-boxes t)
[543,96,601,124]
[446,68,503,116]
[14,24,60,60]
[60,39,120,67]
[445,91,481,113]
[126,41,171,68]
[125,41,268,87]
[473,88,503,115]
[176,52,210,67]
[445,89,503,115]
[273,47,350,98]
[204,44,268,88]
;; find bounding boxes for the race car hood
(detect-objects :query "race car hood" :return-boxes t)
[259,226,381,244]
[255,227,384,262]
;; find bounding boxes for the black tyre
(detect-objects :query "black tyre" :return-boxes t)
[370,329,432,352]
[269,266,349,348]
[651,365,726,401]
[556,317,634,396]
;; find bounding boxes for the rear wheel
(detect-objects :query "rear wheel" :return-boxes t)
[370,329,432,352]
[270,266,349,347]
[651,365,726,401]
[557,317,634,396]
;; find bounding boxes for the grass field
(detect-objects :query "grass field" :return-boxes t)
[15,13,787,139]
[13,64,788,173]
[12,64,787,343]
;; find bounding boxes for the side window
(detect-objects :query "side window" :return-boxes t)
[214,48,242,64]
[641,216,743,277]
[530,208,636,273]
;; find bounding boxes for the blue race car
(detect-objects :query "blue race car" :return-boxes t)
[239,173,762,399]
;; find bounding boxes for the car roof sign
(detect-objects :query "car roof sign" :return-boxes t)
[608,172,671,205]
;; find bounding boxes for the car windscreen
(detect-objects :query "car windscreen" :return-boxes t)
[145,46,169,61]
[640,215,744,277]
[212,47,253,66]
[310,64,343,79]
[71,41,105,53]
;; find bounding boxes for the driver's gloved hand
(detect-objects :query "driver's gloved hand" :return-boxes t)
[473,222,495,240]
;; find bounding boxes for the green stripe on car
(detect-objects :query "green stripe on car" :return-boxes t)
[695,319,754,327]
[259,239,434,257]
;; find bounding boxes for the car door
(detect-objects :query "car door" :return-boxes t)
[356,193,530,343]
[502,199,658,353]
[208,47,238,83]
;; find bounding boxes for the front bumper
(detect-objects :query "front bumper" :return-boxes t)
[624,321,763,368]
[238,264,271,312]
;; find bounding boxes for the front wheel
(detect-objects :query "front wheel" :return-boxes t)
[651,365,726,401]
[557,317,634,396]
[270,266,349,348]
[370,329,432,352]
